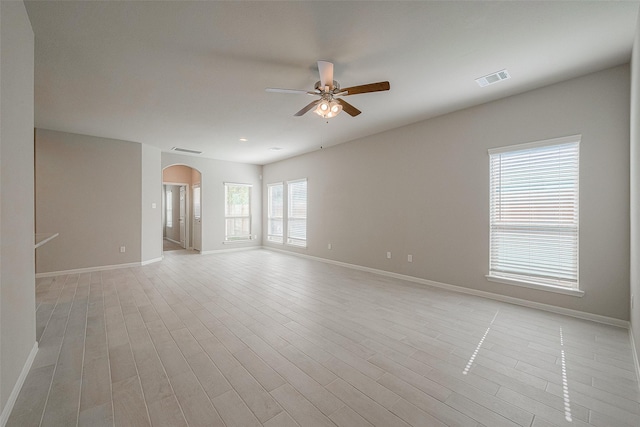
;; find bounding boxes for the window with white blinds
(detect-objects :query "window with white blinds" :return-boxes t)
[267,183,284,243]
[224,183,252,241]
[488,135,579,290]
[193,185,201,220]
[287,179,307,247]
[166,190,173,228]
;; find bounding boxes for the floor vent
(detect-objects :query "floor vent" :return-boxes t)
[170,147,203,155]
[476,69,510,87]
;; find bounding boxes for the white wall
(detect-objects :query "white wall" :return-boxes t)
[141,144,162,263]
[35,129,143,273]
[0,0,36,419]
[630,8,640,372]
[162,153,262,252]
[264,65,630,321]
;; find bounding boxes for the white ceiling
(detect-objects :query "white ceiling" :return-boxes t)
[24,1,640,165]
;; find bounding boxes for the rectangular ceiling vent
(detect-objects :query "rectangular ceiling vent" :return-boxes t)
[475,69,510,88]
[170,147,203,155]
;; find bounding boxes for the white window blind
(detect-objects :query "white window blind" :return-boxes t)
[488,136,579,289]
[287,179,307,247]
[193,185,201,220]
[267,183,284,243]
[224,183,252,241]
[166,189,173,228]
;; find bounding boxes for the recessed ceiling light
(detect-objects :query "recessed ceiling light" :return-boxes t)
[269,147,283,151]
[475,69,510,87]
[239,138,248,142]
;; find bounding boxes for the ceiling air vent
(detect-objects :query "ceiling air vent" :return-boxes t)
[475,69,510,88]
[170,147,203,155]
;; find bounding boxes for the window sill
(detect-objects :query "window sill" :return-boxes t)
[486,275,584,297]
[286,243,307,249]
[223,239,254,245]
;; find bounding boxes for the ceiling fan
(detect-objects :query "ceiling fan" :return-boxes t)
[266,61,390,119]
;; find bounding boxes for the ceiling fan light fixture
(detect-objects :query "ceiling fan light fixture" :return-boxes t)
[315,99,342,119]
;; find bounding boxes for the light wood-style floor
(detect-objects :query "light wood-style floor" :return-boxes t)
[8,249,640,426]
[163,239,184,252]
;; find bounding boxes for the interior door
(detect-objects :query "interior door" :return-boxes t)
[179,186,186,248]
[193,184,202,251]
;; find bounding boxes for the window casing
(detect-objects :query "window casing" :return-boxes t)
[224,183,252,241]
[287,179,307,247]
[267,183,284,243]
[166,190,173,228]
[193,185,201,220]
[488,135,579,292]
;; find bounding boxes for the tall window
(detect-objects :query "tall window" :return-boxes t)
[268,183,284,243]
[287,179,307,247]
[224,183,252,241]
[488,135,579,291]
[193,185,201,220]
[166,189,173,228]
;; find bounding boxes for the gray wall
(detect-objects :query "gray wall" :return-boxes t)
[162,153,262,252]
[35,129,143,273]
[0,0,36,416]
[264,65,630,321]
[630,8,640,371]
[141,144,162,263]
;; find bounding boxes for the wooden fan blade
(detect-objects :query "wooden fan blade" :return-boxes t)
[336,99,361,117]
[266,88,316,95]
[317,61,334,90]
[341,81,390,96]
[294,100,320,117]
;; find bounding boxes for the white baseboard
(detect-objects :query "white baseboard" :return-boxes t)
[36,261,141,278]
[0,342,38,427]
[264,247,629,329]
[141,256,163,266]
[35,246,257,277]
[165,237,182,245]
[199,246,260,255]
[631,327,640,385]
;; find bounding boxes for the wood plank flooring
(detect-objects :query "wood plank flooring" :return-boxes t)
[8,249,640,426]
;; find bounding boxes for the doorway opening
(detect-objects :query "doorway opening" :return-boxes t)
[162,165,202,252]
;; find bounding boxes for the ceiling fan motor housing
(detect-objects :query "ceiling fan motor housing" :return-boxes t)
[315,80,340,93]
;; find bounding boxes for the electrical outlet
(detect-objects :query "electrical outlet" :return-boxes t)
[328,243,332,250]
[120,246,126,253]
[151,203,157,209]
[408,254,413,262]
[386,251,392,259]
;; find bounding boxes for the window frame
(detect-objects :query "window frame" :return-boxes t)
[286,178,307,248]
[223,182,253,242]
[193,184,201,221]
[267,182,284,244]
[486,135,583,297]
[165,189,173,228]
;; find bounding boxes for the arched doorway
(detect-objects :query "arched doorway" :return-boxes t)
[162,165,202,252]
